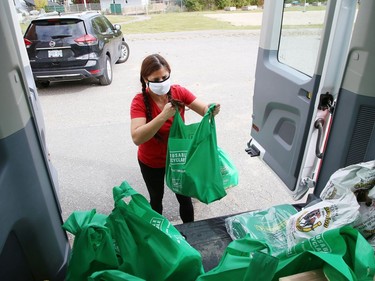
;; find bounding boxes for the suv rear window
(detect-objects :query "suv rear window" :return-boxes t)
[25,19,86,41]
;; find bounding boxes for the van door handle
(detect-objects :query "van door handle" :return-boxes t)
[314,118,325,159]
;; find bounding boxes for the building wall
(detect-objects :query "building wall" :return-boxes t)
[100,0,148,14]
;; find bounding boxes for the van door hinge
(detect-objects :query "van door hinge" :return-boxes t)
[318,92,335,114]
[245,139,260,157]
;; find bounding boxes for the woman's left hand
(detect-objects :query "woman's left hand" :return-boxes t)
[212,103,221,116]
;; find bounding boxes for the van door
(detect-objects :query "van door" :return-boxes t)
[0,1,69,279]
[247,0,360,199]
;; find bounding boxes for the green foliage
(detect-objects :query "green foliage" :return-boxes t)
[185,0,204,11]
[215,0,232,9]
[205,0,217,10]
[233,0,248,8]
[34,0,47,10]
[212,0,261,9]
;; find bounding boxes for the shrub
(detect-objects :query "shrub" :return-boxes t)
[185,0,204,11]
[215,0,232,9]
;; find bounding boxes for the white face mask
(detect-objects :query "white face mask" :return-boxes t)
[148,77,171,96]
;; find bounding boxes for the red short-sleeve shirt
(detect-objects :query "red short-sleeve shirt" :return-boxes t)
[130,85,196,168]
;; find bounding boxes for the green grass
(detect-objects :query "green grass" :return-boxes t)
[284,5,326,12]
[106,15,135,24]
[108,8,326,34]
[21,8,326,35]
[116,12,257,34]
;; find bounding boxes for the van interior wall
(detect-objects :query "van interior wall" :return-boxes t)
[314,0,375,196]
[0,0,70,280]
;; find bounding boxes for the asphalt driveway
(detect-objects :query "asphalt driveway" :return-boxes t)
[38,29,303,225]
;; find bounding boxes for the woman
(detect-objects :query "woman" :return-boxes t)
[130,54,220,223]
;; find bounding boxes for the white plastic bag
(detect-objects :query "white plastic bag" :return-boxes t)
[286,192,360,247]
[317,160,375,238]
[320,160,375,201]
[352,202,375,238]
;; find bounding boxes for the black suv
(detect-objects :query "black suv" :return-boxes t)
[24,12,129,87]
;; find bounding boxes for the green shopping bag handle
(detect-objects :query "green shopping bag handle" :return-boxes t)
[170,104,216,139]
[191,104,217,147]
[204,104,216,125]
[113,181,139,203]
[170,108,186,138]
[205,104,216,115]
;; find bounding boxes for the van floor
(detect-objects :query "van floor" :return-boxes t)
[175,215,232,272]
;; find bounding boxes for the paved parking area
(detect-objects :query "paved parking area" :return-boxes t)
[39,27,308,226]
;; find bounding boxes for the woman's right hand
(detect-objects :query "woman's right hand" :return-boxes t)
[161,102,176,121]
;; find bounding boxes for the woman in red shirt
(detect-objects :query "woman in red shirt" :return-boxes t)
[130,54,220,223]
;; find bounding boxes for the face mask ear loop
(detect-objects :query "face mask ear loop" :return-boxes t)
[145,78,151,91]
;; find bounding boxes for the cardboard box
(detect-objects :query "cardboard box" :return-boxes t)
[279,269,328,281]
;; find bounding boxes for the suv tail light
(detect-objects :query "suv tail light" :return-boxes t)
[74,34,98,46]
[24,38,32,48]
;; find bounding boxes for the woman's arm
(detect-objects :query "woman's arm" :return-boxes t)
[131,102,176,145]
[188,98,221,116]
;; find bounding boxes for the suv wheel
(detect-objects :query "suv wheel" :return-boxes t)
[116,41,129,64]
[99,55,112,85]
[35,81,50,88]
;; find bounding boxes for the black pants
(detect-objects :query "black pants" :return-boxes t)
[138,159,194,223]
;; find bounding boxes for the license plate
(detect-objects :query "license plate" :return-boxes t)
[48,50,63,58]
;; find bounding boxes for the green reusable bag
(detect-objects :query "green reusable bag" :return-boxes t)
[225,204,298,256]
[89,270,145,281]
[62,210,119,281]
[166,104,226,204]
[274,226,375,281]
[196,238,277,281]
[218,147,239,189]
[106,181,204,281]
[197,226,375,281]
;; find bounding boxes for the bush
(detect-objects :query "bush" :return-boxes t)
[175,0,263,11]
[215,0,232,9]
[185,0,204,11]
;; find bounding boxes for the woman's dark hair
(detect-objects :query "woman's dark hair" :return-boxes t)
[140,54,183,123]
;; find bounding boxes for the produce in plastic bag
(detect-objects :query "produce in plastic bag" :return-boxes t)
[320,160,375,201]
[352,202,375,238]
[317,160,375,239]
[286,192,360,247]
[225,204,298,255]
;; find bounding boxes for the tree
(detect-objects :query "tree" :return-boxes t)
[233,0,248,8]
[215,0,232,9]
[34,0,47,10]
[205,0,217,10]
[185,0,203,11]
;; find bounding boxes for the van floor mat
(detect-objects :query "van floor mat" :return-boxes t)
[175,215,232,272]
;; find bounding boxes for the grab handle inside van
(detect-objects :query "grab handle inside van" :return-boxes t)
[314,118,325,159]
